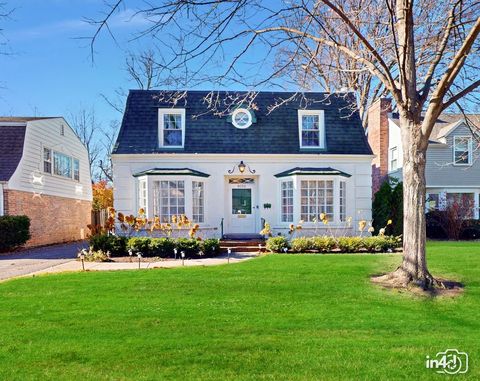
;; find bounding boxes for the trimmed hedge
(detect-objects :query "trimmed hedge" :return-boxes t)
[267,235,401,253]
[0,215,31,251]
[89,234,127,257]
[89,234,220,258]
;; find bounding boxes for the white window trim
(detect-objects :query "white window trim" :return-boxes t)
[146,176,209,226]
[43,145,80,182]
[298,110,325,149]
[389,146,398,171]
[453,136,472,166]
[231,108,253,129]
[158,108,186,148]
[280,179,294,223]
[278,176,346,226]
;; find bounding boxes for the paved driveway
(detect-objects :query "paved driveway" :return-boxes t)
[0,241,87,281]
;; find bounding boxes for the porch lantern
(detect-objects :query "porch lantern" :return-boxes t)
[238,161,246,173]
[228,160,256,174]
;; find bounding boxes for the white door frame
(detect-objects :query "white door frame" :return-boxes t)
[225,176,259,234]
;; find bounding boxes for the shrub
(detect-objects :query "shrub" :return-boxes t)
[372,179,403,236]
[266,236,289,253]
[0,215,31,251]
[290,237,311,252]
[310,236,336,252]
[89,234,127,257]
[336,237,364,253]
[79,248,111,262]
[363,236,401,252]
[150,238,176,257]
[175,238,201,257]
[201,238,220,256]
[127,237,152,256]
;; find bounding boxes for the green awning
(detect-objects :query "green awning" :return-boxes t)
[133,168,210,178]
[274,167,351,178]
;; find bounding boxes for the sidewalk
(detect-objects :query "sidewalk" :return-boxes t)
[21,252,258,279]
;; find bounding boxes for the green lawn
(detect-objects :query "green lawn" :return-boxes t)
[0,241,478,380]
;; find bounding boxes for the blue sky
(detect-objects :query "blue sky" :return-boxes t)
[0,0,158,125]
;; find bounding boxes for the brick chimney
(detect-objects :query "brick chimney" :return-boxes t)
[367,98,392,193]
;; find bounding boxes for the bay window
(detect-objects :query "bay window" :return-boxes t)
[153,180,185,223]
[339,181,346,222]
[192,181,205,223]
[300,180,334,222]
[281,180,294,222]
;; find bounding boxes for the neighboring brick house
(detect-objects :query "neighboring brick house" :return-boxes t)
[0,117,92,247]
[112,90,373,237]
[367,99,480,218]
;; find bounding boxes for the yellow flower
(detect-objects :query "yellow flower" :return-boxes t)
[138,208,145,215]
[379,228,386,236]
[358,220,367,231]
[387,219,393,225]
[320,213,326,221]
[368,226,375,233]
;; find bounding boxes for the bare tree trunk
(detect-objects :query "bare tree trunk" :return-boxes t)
[377,115,437,288]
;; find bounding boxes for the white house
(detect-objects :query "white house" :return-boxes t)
[112,90,373,238]
[0,117,92,246]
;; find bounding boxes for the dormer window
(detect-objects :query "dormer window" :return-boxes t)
[232,108,253,129]
[159,108,186,148]
[298,110,324,148]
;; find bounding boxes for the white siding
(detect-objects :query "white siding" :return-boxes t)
[388,119,403,173]
[113,154,372,237]
[7,118,92,201]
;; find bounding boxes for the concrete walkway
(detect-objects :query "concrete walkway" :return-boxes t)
[0,248,257,281]
[0,241,87,281]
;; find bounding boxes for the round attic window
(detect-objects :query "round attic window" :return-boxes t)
[231,108,253,129]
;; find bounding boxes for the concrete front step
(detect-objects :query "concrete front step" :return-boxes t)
[220,246,265,253]
[220,240,265,247]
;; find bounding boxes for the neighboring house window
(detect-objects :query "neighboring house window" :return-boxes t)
[390,147,398,171]
[158,109,186,148]
[300,180,334,222]
[281,180,294,222]
[138,179,147,212]
[426,193,439,210]
[298,110,324,148]
[192,181,205,223]
[154,180,185,222]
[43,148,52,173]
[339,181,346,222]
[73,159,80,181]
[453,136,472,165]
[446,193,475,218]
[53,152,72,178]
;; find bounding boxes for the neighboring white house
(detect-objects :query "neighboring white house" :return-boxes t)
[367,98,480,219]
[0,117,92,246]
[112,90,373,238]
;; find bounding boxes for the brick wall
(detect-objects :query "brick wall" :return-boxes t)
[367,98,392,193]
[3,189,91,247]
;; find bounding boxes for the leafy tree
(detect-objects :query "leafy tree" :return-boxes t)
[92,180,113,211]
[372,180,403,237]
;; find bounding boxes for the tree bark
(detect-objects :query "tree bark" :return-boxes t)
[376,115,437,289]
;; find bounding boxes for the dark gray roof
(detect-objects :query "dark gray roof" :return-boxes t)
[0,125,26,181]
[274,167,351,178]
[133,168,210,178]
[114,90,372,155]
